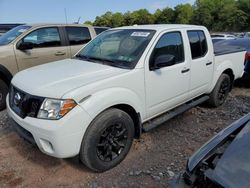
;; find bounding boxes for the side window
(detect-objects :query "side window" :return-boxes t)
[23,27,61,48]
[198,31,208,55]
[66,27,91,45]
[187,30,207,59]
[150,32,184,67]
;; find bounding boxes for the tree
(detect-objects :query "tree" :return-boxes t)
[84,21,93,25]
[130,9,154,25]
[94,11,113,27]
[110,12,125,27]
[84,0,249,32]
[217,0,248,31]
[237,0,250,30]
[154,7,175,24]
[174,4,194,24]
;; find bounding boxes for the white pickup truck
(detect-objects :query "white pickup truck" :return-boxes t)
[7,24,246,172]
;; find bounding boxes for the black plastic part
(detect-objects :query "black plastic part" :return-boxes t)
[12,119,36,145]
[143,95,209,132]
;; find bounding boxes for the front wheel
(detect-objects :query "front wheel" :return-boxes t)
[80,108,135,172]
[208,74,231,107]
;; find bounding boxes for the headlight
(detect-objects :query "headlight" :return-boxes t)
[37,98,77,120]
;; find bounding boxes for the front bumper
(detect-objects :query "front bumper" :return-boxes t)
[7,95,92,158]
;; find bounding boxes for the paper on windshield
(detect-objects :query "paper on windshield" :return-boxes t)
[131,32,150,37]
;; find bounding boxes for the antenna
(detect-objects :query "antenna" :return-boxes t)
[64,8,68,24]
[77,17,81,24]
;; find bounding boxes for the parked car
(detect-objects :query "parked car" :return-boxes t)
[211,34,235,43]
[0,23,99,110]
[211,34,236,39]
[7,24,246,172]
[0,23,24,36]
[94,26,110,35]
[172,113,250,188]
[244,32,250,38]
[214,38,250,79]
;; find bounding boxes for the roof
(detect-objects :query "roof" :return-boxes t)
[24,23,92,28]
[114,24,206,32]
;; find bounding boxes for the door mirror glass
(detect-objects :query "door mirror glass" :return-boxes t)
[17,41,34,50]
[153,54,176,70]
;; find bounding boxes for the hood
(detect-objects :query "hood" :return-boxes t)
[204,119,250,187]
[188,114,250,172]
[12,58,129,98]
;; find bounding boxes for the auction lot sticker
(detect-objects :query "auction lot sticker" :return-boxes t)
[131,32,150,37]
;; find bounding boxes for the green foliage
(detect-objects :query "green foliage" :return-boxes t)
[87,0,250,31]
[84,21,93,25]
[154,7,175,24]
[174,4,194,24]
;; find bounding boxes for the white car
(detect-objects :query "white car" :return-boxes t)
[7,24,246,172]
[211,34,236,43]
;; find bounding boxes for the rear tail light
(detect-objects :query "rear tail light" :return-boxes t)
[245,53,250,59]
[245,53,250,65]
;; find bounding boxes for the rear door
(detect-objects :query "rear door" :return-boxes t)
[65,26,92,56]
[145,30,191,118]
[14,27,69,71]
[187,30,213,97]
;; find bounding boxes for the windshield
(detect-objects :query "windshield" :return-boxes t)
[76,29,155,69]
[0,25,31,45]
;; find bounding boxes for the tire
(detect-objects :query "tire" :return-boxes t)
[80,108,135,172]
[0,79,8,111]
[208,74,231,107]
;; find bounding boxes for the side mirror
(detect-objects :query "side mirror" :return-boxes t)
[151,54,176,70]
[17,41,34,50]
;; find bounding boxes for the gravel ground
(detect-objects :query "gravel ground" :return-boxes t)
[0,86,249,188]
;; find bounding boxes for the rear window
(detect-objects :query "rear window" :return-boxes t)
[94,27,109,35]
[66,27,91,45]
[188,31,208,59]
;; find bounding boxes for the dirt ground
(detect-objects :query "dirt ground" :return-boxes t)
[0,85,250,188]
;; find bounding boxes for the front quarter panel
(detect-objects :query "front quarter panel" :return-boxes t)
[77,87,145,120]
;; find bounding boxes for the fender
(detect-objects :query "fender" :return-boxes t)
[208,60,234,93]
[78,87,146,121]
[0,65,13,85]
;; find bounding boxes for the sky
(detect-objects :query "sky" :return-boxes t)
[0,0,195,24]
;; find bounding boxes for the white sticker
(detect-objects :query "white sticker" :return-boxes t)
[18,29,28,33]
[131,32,150,37]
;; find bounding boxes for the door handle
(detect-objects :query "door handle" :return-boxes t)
[206,62,212,66]
[55,51,66,56]
[181,68,190,73]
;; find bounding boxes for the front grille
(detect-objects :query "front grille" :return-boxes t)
[9,85,44,119]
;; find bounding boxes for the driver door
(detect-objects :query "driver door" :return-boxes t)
[14,27,69,71]
[145,31,190,118]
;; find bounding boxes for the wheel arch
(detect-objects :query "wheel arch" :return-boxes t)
[111,104,142,139]
[222,68,234,91]
[0,65,13,86]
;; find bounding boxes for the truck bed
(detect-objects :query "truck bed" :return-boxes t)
[213,44,246,56]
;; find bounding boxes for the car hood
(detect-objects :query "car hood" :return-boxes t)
[204,119,250,187]
[187,114,250,187]
[188,114,250,172]
[12,58,129,99]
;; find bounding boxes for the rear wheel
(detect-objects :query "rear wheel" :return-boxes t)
[208,74,231,107]
[80,108,134,172]
[0,79,8,111]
